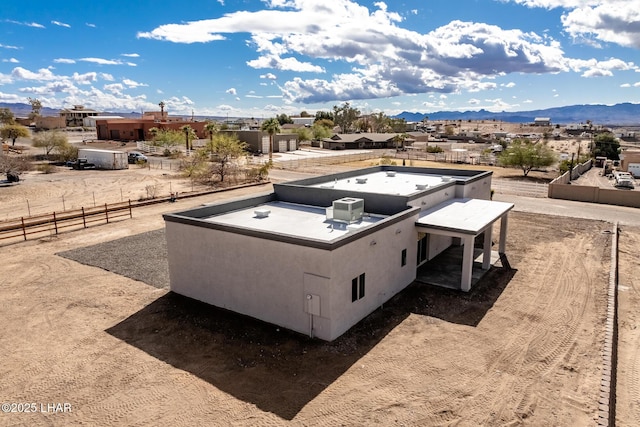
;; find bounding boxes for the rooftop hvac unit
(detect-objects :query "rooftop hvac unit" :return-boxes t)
[332,197,364,223]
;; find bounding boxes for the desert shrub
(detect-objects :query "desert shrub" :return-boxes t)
[36,163,56,174]
[379,155,396,166]
[426,145,444,153]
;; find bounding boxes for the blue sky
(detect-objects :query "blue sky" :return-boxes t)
[1,0,639,118]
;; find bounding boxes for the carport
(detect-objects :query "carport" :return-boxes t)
[416,198,514,292]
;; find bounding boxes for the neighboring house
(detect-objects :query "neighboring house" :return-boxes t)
[95,118,207,141]
[163,166,513,341]
[534,117,551,126]
[620,149,640,177]
[60,105,99,127]
[322,133,415,150]
[292,117,314,126]
[83,116,124,128]
[35,115,66,130]
[220,130,299,154]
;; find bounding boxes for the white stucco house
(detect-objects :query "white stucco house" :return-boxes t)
[163,166,513,341]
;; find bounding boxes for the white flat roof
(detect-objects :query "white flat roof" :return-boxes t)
[416,198,514,235]
[311,171,457,196]
[203,201,386,242]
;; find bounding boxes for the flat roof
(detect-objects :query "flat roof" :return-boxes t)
[310,171,459,196]
[416,198,514,235]
[203,201,386,242]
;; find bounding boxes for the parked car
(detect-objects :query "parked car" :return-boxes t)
[128,152,148,164]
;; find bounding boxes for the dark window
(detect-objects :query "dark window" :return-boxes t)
[401,249,407,266]
[352,273,366,302]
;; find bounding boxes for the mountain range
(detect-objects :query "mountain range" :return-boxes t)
[2,102,639,126]
[394,102,640,126]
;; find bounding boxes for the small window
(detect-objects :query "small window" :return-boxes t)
[352,273,365,302]
[401,249,407,266]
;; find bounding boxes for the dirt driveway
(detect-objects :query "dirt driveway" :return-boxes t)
[1,169,638,426]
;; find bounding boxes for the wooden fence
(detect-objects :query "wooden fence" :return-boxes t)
[0,201,133,244]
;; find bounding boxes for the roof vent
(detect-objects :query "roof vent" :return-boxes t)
[355,177,368,184]
[441,176,452,182]
[386,171,396,177]
[254,208,271,218]
[415,183,429,190]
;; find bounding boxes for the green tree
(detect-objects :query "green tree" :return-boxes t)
[28,97,42,120]
[261,117,280,162]
[148,127,183,152]
[32,130,69,158]
[300,111,311,117]
[389,118,407,133]
[1,124,29,146]
[314,110,333,122]
[312,122,332,140]
[333,102,360,133]
[276,113,293,126]
[209,133,248,182]
[592,133,620,160]
[370,112,390,133]
[392,133,407,150]
[498,139,557,177]
[294,126,313,143]
[0,108,15,125]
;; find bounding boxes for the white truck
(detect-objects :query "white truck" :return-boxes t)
[77,148,128,170]
[613,170,635,189]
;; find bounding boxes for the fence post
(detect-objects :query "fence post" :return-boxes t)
[128,200,132,218]
[105,203,109,223]
[82,207,87,228]
[53,212,59,235]
[21,217,27,241]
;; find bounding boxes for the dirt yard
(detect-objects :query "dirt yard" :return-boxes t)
[1,158,639,426]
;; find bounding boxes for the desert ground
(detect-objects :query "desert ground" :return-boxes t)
[1,139,639,426]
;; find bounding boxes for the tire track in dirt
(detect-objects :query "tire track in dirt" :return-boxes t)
[616,226,640,425]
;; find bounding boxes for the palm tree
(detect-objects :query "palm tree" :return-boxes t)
[261,118,280,162]
[180,125,196,152]
[158,101,165,121]
[204,121,219,154]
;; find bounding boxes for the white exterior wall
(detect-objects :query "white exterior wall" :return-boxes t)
[455,177,492,199]
[328,215,418,339]
[165,222,334,339]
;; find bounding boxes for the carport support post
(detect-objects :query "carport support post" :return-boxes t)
[461,235,475,292]
[482,225,492,270]
[499,214,509,254]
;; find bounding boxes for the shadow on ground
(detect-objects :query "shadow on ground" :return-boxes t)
[106,263,516,420]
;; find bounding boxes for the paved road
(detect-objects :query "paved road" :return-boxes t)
[493,193,640,227]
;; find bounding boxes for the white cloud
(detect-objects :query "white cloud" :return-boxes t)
[54,58,76,64]
[73,72,98,84]
[121,53,140,58]
[123,78,148,88]
[86,23,96,28]
[261,73,277,80]
[100,73,115,81]
[79,57,124,65]
[226,87,237,95]
[503,82,517,88]
[2,58,19,63]
[468,98,480,105]
[0,43,19,50]
[104,83,124,94]
[11,67,57,81]
[7,20,45,29]
[51,20,71,28]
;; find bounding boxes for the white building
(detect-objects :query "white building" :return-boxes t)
[163,166,513,341]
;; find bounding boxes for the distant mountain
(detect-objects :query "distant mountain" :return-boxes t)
[2,101,639,126]
[394,102,640,126]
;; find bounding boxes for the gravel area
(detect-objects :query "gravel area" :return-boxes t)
[57,229,168,289]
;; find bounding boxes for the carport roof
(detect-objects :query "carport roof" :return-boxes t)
[416,198,514,236]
